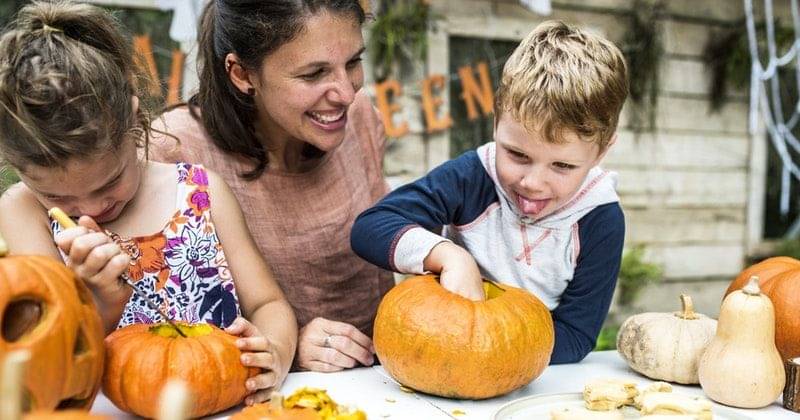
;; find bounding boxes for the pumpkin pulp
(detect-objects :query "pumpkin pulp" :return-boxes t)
[149,322,208,338]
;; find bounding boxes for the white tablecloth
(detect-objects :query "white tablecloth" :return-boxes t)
[91,351,797,419]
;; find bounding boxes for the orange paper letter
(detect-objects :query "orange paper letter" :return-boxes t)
[421,74,452,133]
[374,79,409,138]
[458,61,494,120]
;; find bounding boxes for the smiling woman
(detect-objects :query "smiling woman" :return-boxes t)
[149,0,394,373]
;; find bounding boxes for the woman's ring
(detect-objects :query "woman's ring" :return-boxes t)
[323,334,332,348]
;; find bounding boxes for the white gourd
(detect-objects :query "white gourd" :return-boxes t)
[616,294,717,384]
[698,277,785,408]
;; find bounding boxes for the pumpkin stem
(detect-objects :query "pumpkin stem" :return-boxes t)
[675,294,699,319]
[1,350,30,420]
[742,276,762,296]
[0,231,7,258]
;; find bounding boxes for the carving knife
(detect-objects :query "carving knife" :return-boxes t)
[48,207,187,337]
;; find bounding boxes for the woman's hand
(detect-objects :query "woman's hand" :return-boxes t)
[226,317,288,405]
[295,317,375,372]
[53,216,131,305]
[425,242,485,301]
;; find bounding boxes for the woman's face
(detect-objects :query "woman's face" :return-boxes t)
[251,11,365,152]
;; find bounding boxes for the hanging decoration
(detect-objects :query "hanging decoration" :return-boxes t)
[744,0,800,231]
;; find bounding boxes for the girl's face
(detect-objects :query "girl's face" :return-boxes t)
[18,138,143,224]
[250,11,365,151]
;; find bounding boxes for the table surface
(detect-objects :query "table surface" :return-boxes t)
[91,351,798,419]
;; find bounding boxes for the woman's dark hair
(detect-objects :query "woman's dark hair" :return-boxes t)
[0,0,151,171]
[192,0,366,179]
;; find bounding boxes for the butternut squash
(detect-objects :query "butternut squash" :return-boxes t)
[697,277,785,408]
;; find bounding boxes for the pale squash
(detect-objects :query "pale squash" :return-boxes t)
[698,277,785,408]
[616,294,716,384]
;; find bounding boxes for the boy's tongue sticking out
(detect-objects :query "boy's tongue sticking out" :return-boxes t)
[516,194,550,216]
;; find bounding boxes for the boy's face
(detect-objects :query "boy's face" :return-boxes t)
[494,113,612,220]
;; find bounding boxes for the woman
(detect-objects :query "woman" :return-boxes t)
[150,0,393,372]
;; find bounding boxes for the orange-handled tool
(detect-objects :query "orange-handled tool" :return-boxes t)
[48,207,186,336]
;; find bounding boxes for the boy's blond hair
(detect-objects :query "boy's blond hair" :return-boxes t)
[496,20,628,151]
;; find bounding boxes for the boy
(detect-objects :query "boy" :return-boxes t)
[351,20,628,364]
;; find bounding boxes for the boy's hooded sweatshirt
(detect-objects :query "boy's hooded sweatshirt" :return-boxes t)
[352,142,625,363]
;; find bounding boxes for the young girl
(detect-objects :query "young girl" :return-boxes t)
[0,1,296,405]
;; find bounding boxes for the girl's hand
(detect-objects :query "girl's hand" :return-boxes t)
[225,317,287,405]
[53,216,130,302]
[426,242,485,301]
[295,317,374,372]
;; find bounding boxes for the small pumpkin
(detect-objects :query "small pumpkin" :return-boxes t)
[373,275,554,399]
[725,256,800,360]
[699,277,785,408]
[102,322,258,418]
[616,294,717,384]
[0,233,105,411]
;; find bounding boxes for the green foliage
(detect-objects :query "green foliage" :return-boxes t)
[618,246,663,306]
[368,0,432,81]
[775,238,800,260]
[621,0,665,132]
[0,166,19,194]
[594,325,620,351]
[704,20,795,111]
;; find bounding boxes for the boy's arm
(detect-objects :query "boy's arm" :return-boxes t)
[208,170,298,397]
[351,150,496,274]
[550,203,625,364]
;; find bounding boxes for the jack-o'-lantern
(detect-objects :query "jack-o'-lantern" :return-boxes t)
[0,234,104,411]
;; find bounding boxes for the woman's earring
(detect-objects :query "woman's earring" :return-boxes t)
[247,88,255,96]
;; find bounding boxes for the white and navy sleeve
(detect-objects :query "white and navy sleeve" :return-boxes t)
[550,202,625,364]
[351,150,498,273]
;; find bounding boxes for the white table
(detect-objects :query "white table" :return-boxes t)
[91,351,798,419]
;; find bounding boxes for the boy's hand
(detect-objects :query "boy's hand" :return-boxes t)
[295,317,375,372]
[53,216,130,302]
[226,317,287,405]
[425,242,485,301]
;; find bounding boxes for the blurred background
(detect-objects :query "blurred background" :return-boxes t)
[1,0,798,350]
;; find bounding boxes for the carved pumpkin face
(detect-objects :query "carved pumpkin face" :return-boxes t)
[0,255,105,411]
[374,275,555,399]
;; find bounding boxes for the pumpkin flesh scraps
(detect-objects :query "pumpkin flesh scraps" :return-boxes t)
[149,322,208,338]
[231,388,366,420]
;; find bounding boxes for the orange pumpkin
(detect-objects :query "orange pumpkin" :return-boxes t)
[102,322,258,418]
[0,252,104,410]
[373,275,554,399]
[725,256,800,360]
[24,411,109,420]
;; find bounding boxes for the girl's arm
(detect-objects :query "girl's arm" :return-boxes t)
[207,171,298,403]
[0,184,131,333]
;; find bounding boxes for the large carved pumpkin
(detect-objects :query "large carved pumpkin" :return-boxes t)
[102,322,258,418]
[0,243,104,411]
[374,275,554,399]
[725,256,800,360]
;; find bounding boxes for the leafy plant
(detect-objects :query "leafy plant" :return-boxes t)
[775,238,800,260]
[594,324,620,351]
[703,20,794,111]
[368,0,432,81]
[621,0,665,132]
[618,245,663,306]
